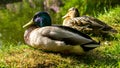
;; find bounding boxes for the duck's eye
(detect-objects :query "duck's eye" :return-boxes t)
[33,15,40,22]
[34,17,42,23]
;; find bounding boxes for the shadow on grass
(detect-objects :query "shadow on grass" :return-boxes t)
[90,33,119,41]
[60,50,118,67]
[21,46,119,68]
[37,49,118,67]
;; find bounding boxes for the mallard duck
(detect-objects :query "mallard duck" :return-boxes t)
[23,11,100,55]
[62,7,117,34]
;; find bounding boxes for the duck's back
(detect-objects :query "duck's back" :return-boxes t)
[25,26,97,46]
[63,16,117,33]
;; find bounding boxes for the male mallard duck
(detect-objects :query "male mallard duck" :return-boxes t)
[62,7,117,34]
[23,11,100,55]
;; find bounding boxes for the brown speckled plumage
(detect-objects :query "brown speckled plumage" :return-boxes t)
[62,7,117,34]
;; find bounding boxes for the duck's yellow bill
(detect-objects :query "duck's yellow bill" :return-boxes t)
[23,19,34,28]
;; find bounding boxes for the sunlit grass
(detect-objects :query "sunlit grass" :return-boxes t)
[0,43,73,67]
[0,41,120,67]
[98,6,120,25]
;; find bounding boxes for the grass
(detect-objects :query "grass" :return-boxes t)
[0,44,75,67]
[0,41,120,67]
[0,1,120,68]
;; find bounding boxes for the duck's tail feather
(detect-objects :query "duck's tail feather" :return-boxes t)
[99,25,118,33]
[101,28,118,33]
[81,41,100,51]
[107,29,117,33]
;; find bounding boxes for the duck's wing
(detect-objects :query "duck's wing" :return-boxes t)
[81,16,107,25]
[80,16,115,28]
[74,16,117,33]
[63,16,103,28]
[76,16,105,28]
[40,26,99,46]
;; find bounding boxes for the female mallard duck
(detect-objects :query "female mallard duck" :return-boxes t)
[23,11,100,55]
[62,7,117,34]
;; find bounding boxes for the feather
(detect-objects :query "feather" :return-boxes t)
[63,7,118,34]
[23,11,100,55]
[39,26,97,45]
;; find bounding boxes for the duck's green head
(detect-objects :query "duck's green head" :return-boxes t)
[23,12,51,28]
